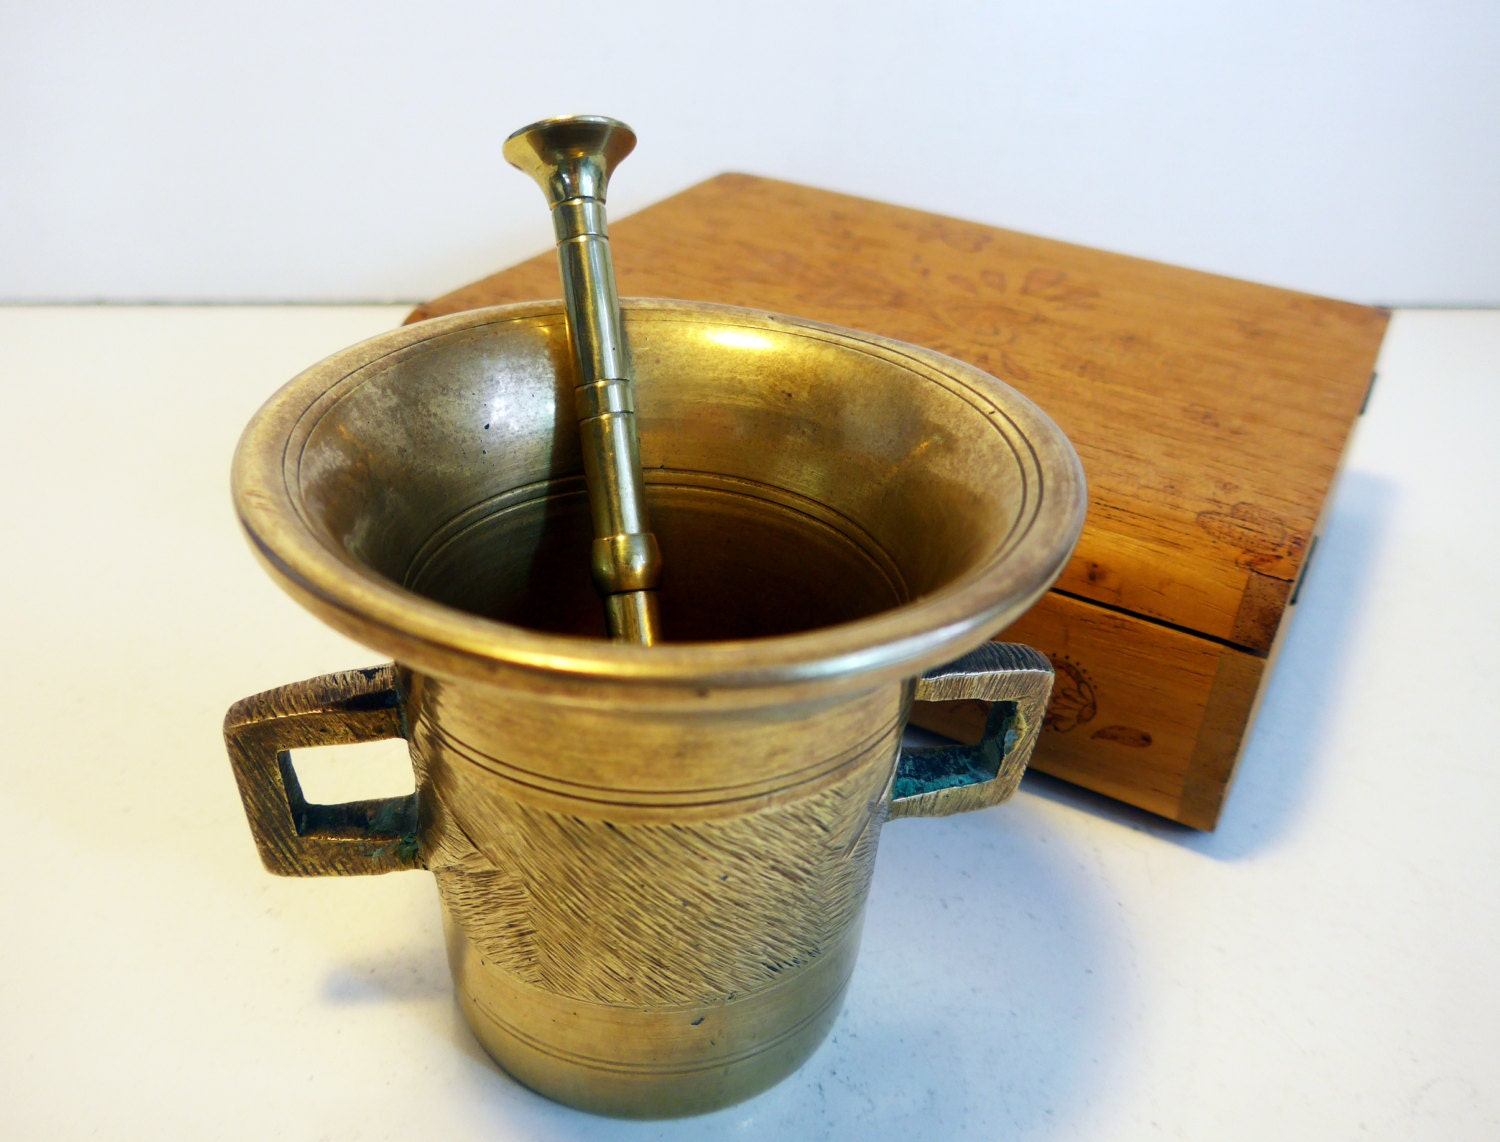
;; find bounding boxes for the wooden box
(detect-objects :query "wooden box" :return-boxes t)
[407,174,1388,828]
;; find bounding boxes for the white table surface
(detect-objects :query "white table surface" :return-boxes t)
[1,306,1495,1140]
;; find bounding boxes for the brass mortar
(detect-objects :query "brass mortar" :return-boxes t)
[224,299,1086,1116]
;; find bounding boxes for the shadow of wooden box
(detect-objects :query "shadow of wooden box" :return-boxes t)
[407,174,1387,829]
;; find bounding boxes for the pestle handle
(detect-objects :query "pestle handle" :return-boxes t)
[503,116,661,645]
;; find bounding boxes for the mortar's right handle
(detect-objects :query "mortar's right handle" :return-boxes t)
[888,643,1053,820]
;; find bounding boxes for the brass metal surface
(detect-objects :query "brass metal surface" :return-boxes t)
[225,299,1086,1116]
[503,116,661,644]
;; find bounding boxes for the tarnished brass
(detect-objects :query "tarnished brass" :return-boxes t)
[503,116,661,644]
[225,300,1087,1116]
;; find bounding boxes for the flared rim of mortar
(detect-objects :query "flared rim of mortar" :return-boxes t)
[231,299,1087,705]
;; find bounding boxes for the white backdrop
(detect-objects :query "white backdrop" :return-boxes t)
[3,1,1496,306]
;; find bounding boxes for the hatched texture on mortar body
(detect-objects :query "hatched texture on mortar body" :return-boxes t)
[417,710,893,1008]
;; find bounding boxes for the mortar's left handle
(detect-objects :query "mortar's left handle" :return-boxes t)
[223,664,423,876]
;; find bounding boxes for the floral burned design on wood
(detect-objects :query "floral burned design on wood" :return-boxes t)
[1044,657,1099,734]
[1196,501,1306,575]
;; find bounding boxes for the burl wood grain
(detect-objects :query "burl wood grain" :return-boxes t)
[410,174,1387,827]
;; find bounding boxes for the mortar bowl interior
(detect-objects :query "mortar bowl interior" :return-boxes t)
[233,299,1086,695]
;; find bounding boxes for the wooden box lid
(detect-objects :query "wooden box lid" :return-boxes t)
[409,174,1388,826]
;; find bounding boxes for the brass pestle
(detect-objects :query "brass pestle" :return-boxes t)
[503,116,662,645]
